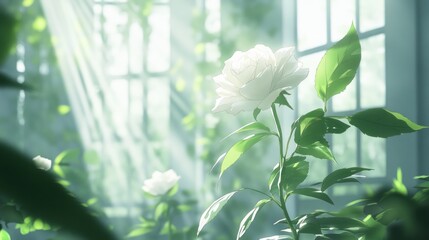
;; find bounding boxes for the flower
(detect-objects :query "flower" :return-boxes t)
[33,155,52,171]
[212,44,308,114]
[142,169,180,196]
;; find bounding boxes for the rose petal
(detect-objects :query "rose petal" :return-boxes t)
[239,68,273,100]
[258,89,283,110]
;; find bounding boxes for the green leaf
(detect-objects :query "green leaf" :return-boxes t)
[221,133,269,175]
[292,188,334,205]
[0,72,33,90]
[237,199,270,239]
[297,215,322,234]
[348,108,427,138]
[275,90,293,110]
[281,161,309,193]
[415,175,429,181]
[198,191,238,235]
[322,167,371,191]
[315,232,357,240]
[260,235,291,240]
[126,225,154,238]
[315,23,361,104]
[324,117,350,134]
[296,141,335,161]
[0,230,11,240]
[268,163,280,191]
[253,108,261,120]
[0,9,18,65]
[316,217,366,230]
[155,202,168,220]
[295,109,326,146]
[222,122,271,141]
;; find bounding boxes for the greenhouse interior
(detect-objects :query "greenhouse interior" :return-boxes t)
[0,0,429,239]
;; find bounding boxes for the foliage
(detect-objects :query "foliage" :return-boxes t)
[198,24,427,240]
[127,187,198,240]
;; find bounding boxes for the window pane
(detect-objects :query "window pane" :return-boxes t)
[331,0,356,42]
[297,52,324,115]
[333,127,357,169]
[359,0,385,32]
[361,133,386,177]
[147,6,170,72]
[297,0,327,51]
[103,5,129,76]
[129,22,143,74]
[360,34,386,108]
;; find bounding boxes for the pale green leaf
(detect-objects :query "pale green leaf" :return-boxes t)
[296,141,335,161]
[292,188,334,205]
[237,199,271,239]
[221,133,269,175]
[315,23,361,104]
[198,191,238,235]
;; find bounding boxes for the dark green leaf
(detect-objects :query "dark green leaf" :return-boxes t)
[296,141,335,161]
[348,108,427,138]
[221,133,270,175]
[297,215,322,234]
[295,109,326,146]
[0,9,17,64]
[198,191,238,235]
[0,142,117,240]
[237,199,270,239]
[281,161,309,193]
[0,72,33,90]
[322,167,371,191]
[275,91,293,110]
[284,156,306,166]
[253,108,261,120]
[292,188,334,205]
[324,117,350,134]
[315,23,361,104]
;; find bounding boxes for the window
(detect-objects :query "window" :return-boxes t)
[282,0,419,213]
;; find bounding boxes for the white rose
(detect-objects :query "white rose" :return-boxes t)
[142,169,180,196]
[212,44,308,114]
[33,155,52,171]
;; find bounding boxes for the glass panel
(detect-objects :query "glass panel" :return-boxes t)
[333,127,357,169]
[360,0,385,32]
[361,133,386,177]
[306,157,328,184]
[129,22,143,74]
[147,6,170,72]
[103,5,129,76]
[110,79,129,125]
[332,77,357,112]
[147,77,169,150]
[331,0,356,42]
[297,52,324,115]
[360,34,386,108]
[297,0,327,51]
[129,79,143,138]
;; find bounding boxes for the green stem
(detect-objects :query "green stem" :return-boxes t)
[243,187,282,208]
[271,105,299,240]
